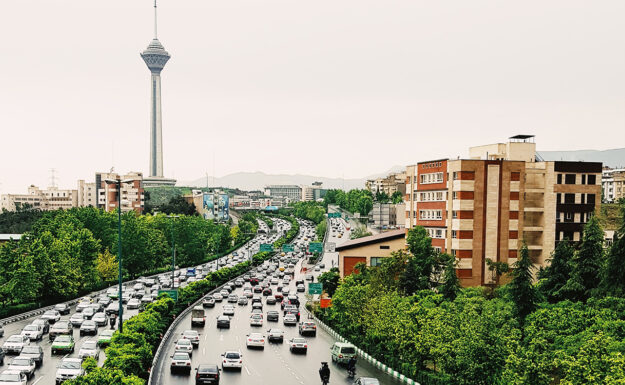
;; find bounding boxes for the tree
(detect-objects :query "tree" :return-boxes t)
[439,254,461,301]
[156,196,197,216]
[375,191,390,203]
[561,216,604,302]
[486,259,510,287]
[509,242,538,320]
[96,249,119,282]
[318,268,340,297]
[391,191,404,204]
[539,239,574,302]
[350,225,372,240]
[402,226,440,292]
[599,202,625,297]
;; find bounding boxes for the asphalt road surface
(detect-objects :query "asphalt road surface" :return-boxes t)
[155,218,401,385]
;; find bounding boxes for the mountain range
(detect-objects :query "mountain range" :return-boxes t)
[183,148,624,191]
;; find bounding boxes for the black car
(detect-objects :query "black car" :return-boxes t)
[195,364,221,385]
[216,316,230,329]
[287,296,300,307]
[266,296,276,305]
[262,288,272,296]
[0,347,5,365]
[267,311,279,322]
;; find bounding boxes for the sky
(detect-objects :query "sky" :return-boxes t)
[1,0,624,193]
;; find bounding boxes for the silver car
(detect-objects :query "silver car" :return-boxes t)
[79,320,98,336]
[78,340,99,360]
[55,358,84,384]
[2,335,29,355]
[8,356,35,380]
[20,325,43,341]
[70,313,85,327]
[41,310,61,324]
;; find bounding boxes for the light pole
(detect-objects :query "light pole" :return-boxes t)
[166,215,179,286]
[104,177,134,333]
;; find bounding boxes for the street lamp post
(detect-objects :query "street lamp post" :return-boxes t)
[166,215,179,286]
[104,177,134,333]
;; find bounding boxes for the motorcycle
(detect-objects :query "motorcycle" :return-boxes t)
[347,366,356,378]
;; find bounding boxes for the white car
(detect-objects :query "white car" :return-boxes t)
[283,314,297,326]
[2,335,29,355]
[181,330,200,347]
[170,352,192,374]
[174,339,193,356]
[76,301,91,312]
[222,305,235,316]
[0,370,27,385]
[221,351,243,370]
[250,314,263,327]
[92,312,108,327]
[70,313,85,327]
[41,310,61,323]
[55,357,84,384]
[78,340,100,360]
[212,293,223,302]
[7,357,35,380]
[20,325,43,341]
[127,298,141,309]
[246,333,265,349]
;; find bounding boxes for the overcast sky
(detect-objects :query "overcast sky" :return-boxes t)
[1,0,623,193]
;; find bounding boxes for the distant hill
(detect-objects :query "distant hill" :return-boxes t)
[182,166,405,191]
[537,148,625,168]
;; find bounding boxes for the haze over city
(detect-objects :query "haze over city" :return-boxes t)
[1,0,624,192]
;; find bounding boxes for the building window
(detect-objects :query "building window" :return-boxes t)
[557,174,563,184]
[433,246,442,253]
[452,210,458,219]
[452,230,457,239]
[556,212,561,223]
[435,229,443,238]
[587,194,596,204]
[379,245,390,250]
[370,257,384,267]
[565,212,573,222]
[564,194,575,204]
[453,172,458,180]
[588,175,596,185]
[581,174,586,184]
[451,249,457,257]
[565,174,576,184]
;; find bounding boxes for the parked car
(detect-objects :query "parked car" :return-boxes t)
[220,351,243,370]
[170,352,192,374]
[195,364,221,385]
[55,357,84,384]
[19,346,43,367]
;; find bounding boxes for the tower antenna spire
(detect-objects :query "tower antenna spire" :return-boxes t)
[154,0,158,39]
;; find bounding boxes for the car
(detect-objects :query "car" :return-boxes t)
[285,309,301,322]
[97,329,114,347]
[274,292,284,301]
[319,263,325,269]
[288,337,308,354]
[170,352,192,374]
[181,330,200,347]
[70,313,85,327]
[49,320,72,341]
[7,356,35,380]
[41,310,61,324]
[127,298,141,309]
[55,358,84,384]
[82,307,95,320]
[54,303,71,315]
[202,297,216,308]
[237,296,248,306]
[20,325,43,341]
[93,312,108,327]
[19,346,43,367]
[250,314,263,327]
[251,302,263,310]
[267,310,280,322]
[221,351,243,370]
[330,342,357,364]
[282,288,291,296]
[243,289,253,298]
[283,314,297,326]
[76,301,91,312]
[2,335,29,355]
[299,321,317,336]
[98,296,111,306]
[106,301,120,315]
[262,288,272,296]
[80,320,98,336]
[354,378,381,385]
[222,305,235,316]
[0,370,27,385]
[195,364,221,385]
[51,335,74,356]
[306,274,314,281]
[212,293,223,302]
[266,296,277,305]
[216,315,230,329]
[267,328,284,343]
[78,340,100,360]
[246,333,265,349]
[174,339,193,356]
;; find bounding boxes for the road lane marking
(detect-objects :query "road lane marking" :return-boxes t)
[245,366,251,375]
[32,378,43,385]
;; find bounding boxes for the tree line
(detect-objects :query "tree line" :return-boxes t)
[324,189,374,216]
[315,202,625,385]
[0,206,254,315]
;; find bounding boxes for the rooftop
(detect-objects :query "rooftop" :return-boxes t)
[336,229,405,251]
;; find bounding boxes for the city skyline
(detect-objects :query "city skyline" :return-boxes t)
[1,0,624,193]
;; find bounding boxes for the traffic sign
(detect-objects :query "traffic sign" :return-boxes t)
[158,289,178,301]
[309,242,323,253]
[308,283,323,295]
[328,212,341,218]
[320,298,332,308]
[260,244,273,252]
[282,244,294,252]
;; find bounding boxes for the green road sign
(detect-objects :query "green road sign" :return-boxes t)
[282,244,294,252]
[328,212,341,218]
[260,243,273,252]
[309,242,323,253]
[158,289,178,301]
[308,283,323,295]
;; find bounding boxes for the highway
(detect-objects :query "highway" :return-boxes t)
[153,217,402,385]
[0,218,281,385]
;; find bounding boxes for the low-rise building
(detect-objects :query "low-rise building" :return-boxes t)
[602,168,625,203]
[1,185,77,211]
[336,229,406,277]
[77,180,97,207]
[264,185,302,202]
[366,172,407,196]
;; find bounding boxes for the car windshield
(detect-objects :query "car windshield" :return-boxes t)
[292,338,306,343]
[177,339,191,345]
[22,346,40,354]
[183,331,198,337]
[83,321,95,326]
[100,330,114,337]
[7,335,23,342]
[55,336,71,343]
[33,319,45,325]
[11,358,31,366]
[44,311,55,316]
[342,347,356,354]
[60,361,81,369]
[23,325,38,331]
[172,353,189,360]
[55,322,69,328]
[0,373,21,381]
[225,352,240,359]
[82,341,97,349]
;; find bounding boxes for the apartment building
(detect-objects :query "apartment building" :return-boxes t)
[405,136,602,286]
[97,171,145,214]
[602,168,625,203]
[1,185,77,211]
[366,172,407,196]
[77,180,97,207]
[370,203,406,229]
[301,182,327,202]
[264,185,301,202]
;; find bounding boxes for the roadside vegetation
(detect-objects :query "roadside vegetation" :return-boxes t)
[313,202,625,385]
[324,189,373,216]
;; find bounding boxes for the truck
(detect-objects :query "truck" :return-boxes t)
[191,306,206,326]
[186,267,196,277]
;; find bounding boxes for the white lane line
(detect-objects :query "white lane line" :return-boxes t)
[219,334,223,341]
[204,334,208,341]
[245,366,251,375]
[202,348,206,355]
[32,378,43,385]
